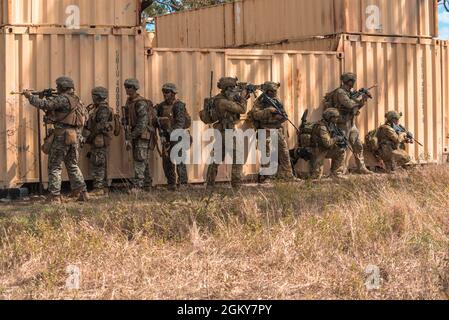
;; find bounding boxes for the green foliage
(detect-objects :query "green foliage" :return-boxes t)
[143,0,233,17]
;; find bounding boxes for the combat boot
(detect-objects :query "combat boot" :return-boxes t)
[355,165,373,175]
[330,172,348,180]
[77,191,90,202]
[167,184,177,191]
[90,188,107,197]
[46,194,63,204]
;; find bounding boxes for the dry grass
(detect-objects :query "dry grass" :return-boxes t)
[0,165,449,300]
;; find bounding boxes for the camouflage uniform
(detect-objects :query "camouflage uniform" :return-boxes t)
[206,77,248,188]
[84,87,113,191]
[310,108,346,179]
[376,111,412,172]
[26,76,87,199]
[156,83,190,188]
[250,82,294,181]
[124,79,155,189]
[329,73,371,174]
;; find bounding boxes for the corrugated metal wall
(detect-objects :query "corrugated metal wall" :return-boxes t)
[154,0,438,49]
[442,41,449,162]
[145,48,343,184]
[0,0,140,27]
[342,35,444,164]
[237,34,449,164]
[0,26,145,188]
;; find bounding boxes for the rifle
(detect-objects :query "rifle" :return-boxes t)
[393,124,424,147]
[350,84,378,100]
[329,122,353,152]
[261,93,300,133]
[236,82,262,98]
[11,88,57,99]
[156,117,171,158]
[121,106,132,151]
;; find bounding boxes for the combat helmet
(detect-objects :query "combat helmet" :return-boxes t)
[385,111,402,122]
[341,72,357,84]
[91,87,108,100]
[56,76,75,89]
[261,81,281,93]
[162,83,178,94]
[217,77,238,90]
[124,78,140,90]
[323,108,340,122]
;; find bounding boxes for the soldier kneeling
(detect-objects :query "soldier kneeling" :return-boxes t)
[310,108,347,179]
[376,111,412,173]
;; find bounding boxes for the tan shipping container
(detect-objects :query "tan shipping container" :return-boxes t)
[154,0,438,49]
[0,26,145,188]
[442,41,449,162]
[243,34,449,164]
[0,0,140,27]
[145,48,343,183]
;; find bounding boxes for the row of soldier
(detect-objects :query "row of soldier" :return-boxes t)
[20,73,414,202]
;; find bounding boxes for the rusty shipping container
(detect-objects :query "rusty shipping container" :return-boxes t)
[154,0,438,49]
[242,34,449,164]
[0,26,145,188]
[145,48,343,184]
[0,0,140,27]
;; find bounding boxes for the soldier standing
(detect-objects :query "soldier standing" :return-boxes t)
[310,108,347,179]
[83,87,114,196]
[155,83,191,191]
[23,76,89,202]
[326,73,372,174]
[123,78,156,191]
[249,81,295,182]
[376,111,412,173]
[204,77,248,188]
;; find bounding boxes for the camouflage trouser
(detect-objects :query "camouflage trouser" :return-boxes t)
[132,139,152,189]
[310,146,346,179]
[206,129,243,187]
[162,141,189,186]
[260,128,294,180]
[48,134,86,196]
[338,122,366,170]
[89,147,108,189]
[378,144,411,172]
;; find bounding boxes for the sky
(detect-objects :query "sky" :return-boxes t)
[440,5,449,39]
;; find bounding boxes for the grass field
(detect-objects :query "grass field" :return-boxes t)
[0,165,448,300]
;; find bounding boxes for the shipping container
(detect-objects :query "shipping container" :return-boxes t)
[442,40,449,162]
[144,48,344,183]
[154,0,438,49]
[0,26,145,188]
[242,34,449,164]
[0,0,140,27]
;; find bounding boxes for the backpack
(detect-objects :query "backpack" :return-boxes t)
[298,122,315,148]
[322,89,338,110]
[365,129,379,152]
[199,97,220,125]
[175,101,192,129]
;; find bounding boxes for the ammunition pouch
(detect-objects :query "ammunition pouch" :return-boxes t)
[94,135,105,148]
[64,128,78,146]
[41,133,55,155]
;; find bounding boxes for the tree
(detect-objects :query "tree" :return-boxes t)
[142,0,233,18]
